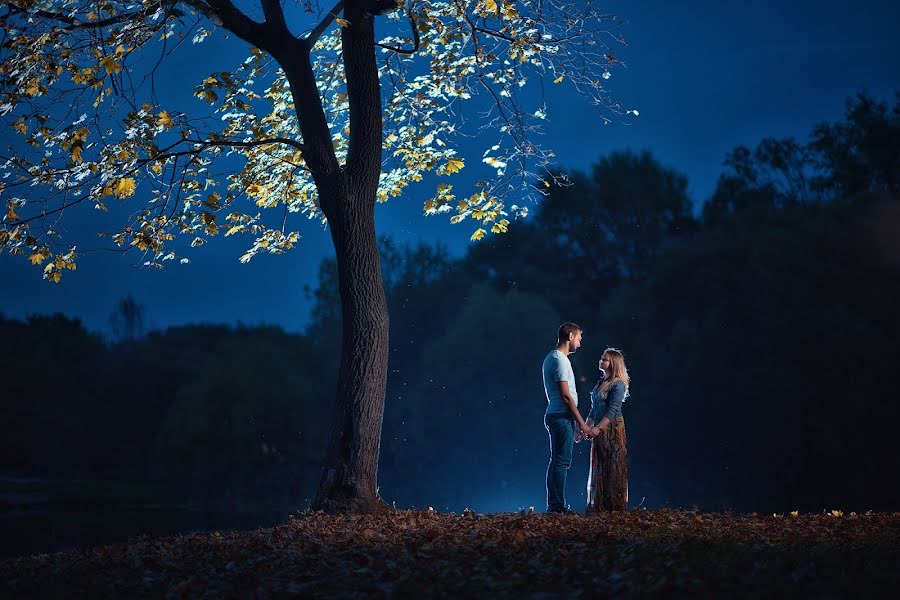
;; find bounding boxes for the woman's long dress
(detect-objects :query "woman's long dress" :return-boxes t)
[586,383,628,512]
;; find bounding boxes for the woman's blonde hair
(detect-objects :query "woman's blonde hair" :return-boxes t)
[599,347,630,399]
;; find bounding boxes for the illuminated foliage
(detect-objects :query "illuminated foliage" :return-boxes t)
[0,0,629,280]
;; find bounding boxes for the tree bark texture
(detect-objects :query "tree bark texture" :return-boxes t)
[586,417,628,512]
[312,188,390,513]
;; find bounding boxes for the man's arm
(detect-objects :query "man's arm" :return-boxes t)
[558,381,592,435]
[586,384,600,428]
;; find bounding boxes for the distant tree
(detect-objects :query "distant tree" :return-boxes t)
[703,93,899,224]
[703,138,818,223]
[0,0,632,512]
[810,93,900,199]
[108,294,146,342]
[465,150,695,318]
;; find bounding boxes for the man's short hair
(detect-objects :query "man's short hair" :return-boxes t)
[558,322,582,343]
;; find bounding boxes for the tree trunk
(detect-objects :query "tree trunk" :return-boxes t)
[586,417,628,512]
[312,187,391,513]
[310,5,391,513]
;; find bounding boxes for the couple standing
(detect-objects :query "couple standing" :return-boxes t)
[542,322,629,514]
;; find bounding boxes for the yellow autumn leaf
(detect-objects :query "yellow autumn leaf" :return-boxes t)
[6,203,19,220]
[28,252,46,265]
[201,90,218,104]
[470,228,486,241]
[113,177,137,199]
[150,163,163,174]
[554,75,565,84]
[790,511,799,517]
[157,111,173,128]
[444,158,465,174]
[99,55,121,75]
[71,146,83,163]
[335,18,350,27]
[485,0,498,13]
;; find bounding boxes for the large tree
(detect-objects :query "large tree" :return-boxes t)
[0,0,630,511]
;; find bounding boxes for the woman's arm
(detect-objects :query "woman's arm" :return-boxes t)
[603,381,625,421]
[592,381,626,433]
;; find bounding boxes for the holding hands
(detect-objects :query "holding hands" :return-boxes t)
[575,422,592,443]
[575,420,608,442]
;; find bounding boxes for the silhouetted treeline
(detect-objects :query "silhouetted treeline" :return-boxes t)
[2,93,897,514]
[0,319,332,509]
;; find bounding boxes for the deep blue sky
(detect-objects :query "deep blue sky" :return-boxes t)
[2,0,898,334]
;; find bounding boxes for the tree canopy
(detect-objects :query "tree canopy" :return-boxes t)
[1,0,631,280]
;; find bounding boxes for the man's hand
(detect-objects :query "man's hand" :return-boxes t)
[580,422,593,437]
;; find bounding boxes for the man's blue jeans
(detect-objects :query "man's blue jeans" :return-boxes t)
[545,412,575,512]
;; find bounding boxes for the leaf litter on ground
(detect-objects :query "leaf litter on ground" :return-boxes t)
[1,508,898,597]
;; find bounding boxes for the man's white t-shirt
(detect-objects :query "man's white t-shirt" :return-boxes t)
[542,349,577,415]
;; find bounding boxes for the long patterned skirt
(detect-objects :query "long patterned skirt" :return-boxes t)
[586,416,628,512]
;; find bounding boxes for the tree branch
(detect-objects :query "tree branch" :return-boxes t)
[181,0,269,50]
[375,9,420,55]
[306,0,344,48]
[183,137,307,153]
[6,136,307,227]
[470,24,514,43]
[261,0,289,34]
[3,3,163,31]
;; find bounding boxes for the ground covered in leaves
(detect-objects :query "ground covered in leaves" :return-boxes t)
[2,509,898,597]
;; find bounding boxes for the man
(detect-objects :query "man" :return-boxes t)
[542,322,594,513]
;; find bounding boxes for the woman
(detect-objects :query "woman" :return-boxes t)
[586,348,629,512]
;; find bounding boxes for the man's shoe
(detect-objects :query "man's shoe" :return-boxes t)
[547,506,575,514]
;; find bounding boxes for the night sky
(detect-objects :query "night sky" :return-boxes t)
[2,0,898,333]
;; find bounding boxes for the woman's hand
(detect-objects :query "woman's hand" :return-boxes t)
[592,420,610,436]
